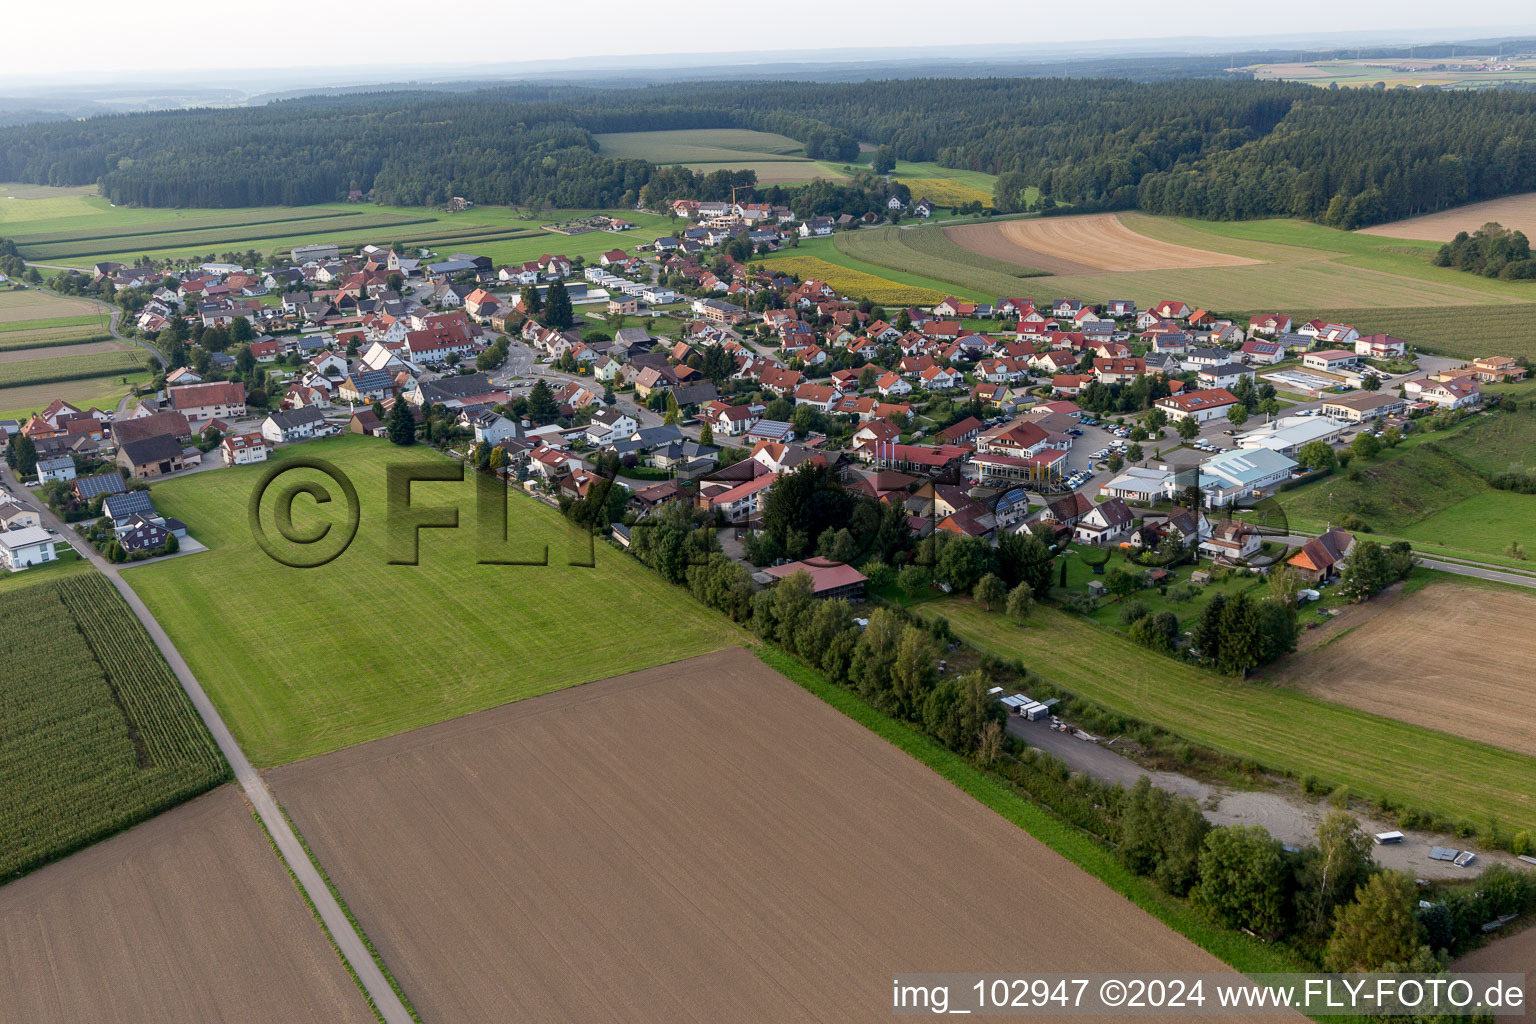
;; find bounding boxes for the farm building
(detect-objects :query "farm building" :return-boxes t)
[756,558,868,600]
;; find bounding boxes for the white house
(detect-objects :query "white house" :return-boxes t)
[36,456,76,484]
[261,406,327,444]
[220,431,271,465]
[0,526,57,571]
[1156,388,1239,424]
[585,407,638,445]
[1196,362,1256,392]
[1073,497,1135,546]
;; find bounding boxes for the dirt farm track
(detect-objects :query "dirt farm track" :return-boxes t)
[1272,583,1536,758]
[946,213,1260,275]
[271,647,1288,1024]
[0,786,374,1024]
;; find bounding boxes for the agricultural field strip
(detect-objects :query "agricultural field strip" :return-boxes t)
[1359,192,1536,241]
[24,215,443,261]
[760,253,949,306]
[270,647,1278,1024]
[0,329,114,352]
[0,314,103,333]
[0,348,146,388]
[6,209,396,246]
[932,599,1536,832]
[0,573,225,882]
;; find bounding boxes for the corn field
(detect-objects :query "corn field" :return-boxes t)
[0,574,227,882]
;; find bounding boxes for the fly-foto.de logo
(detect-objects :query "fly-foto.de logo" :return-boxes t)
[247,456,608,569]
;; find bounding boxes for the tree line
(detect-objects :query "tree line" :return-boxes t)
[7,78,1536,226]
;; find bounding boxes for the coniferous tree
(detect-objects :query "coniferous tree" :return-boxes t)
[386,399,416,445]
[544,280,573,330]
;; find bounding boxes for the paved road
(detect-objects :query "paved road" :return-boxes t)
[0,464,414,1024]
[1415,557,1536,589]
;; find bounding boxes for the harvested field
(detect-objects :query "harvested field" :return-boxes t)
[1455,927,1536,1023]
[946,213,1259,274]
[0,786,375,1024]
[1360,193,1536,242]
[1272,583,1536,757]
[0,289,99,322]
[271,647,1281,1024]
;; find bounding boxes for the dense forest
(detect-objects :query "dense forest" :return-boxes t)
[3,77,1536,227]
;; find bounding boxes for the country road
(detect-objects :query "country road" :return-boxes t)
[0,463,414,1024]
[1414,557,1536,589]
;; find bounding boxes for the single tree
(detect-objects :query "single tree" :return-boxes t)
[544,279,574,330]
[1177,416,1200,441]
[1192,825,1287,936]
[699,421,714,446]
[1352,431,1381,461]
[1005,582,1033,624]
[974,572,1007,612]
[1226,403,1250,427]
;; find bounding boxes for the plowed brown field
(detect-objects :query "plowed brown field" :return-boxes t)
[1274,583,1536,757]
[946,213,1260,274]
[1360,193,1536,242]
[0,786,374,1024]
[272,647,1288,1024]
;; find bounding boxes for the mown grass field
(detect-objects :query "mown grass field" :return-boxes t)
[0,312,103,333]
[927,595,1536,832]
[756,251,950,306]
[1276,406,1536,560]
[124,435,747,766]
[0,571,227,883]
[835,224,1049,295]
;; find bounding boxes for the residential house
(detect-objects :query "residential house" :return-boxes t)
[1093,358,1145,385]
[1354,334,1407,360]
[1156,388,1239,423]
[1470,356,1527,382]
[169,381,247,423]
[1197,362,1256,392]
[221,431,271,465]
[71,472,126,503]
[1248,314,1292,337]
[0,500,40,530]
[36,456,76,484]
[1073,497,1135,546]
[1405,377,1481,409]
[1199,520,1262,562]
[585,407,638,445]
[1287,527,1355,583]
[1239,339,1286,365]
[261,406,328,444]
[0,526,57,572]
[117,435,190,477]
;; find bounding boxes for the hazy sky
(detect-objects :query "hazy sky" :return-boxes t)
[7,0,1536,79]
